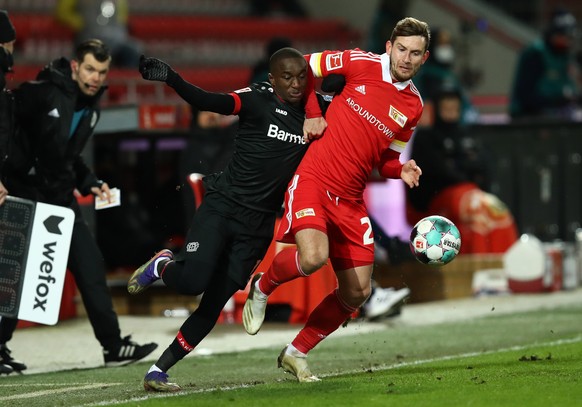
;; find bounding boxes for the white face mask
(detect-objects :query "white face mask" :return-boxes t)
[433,44,455,65]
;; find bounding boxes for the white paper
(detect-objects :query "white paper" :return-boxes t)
[95,187,121,210]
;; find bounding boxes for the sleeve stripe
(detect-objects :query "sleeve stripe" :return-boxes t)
[309,52,323,77]
[389,139,407,153]
[229,92,242,115]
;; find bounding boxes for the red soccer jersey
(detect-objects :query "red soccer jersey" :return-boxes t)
[301,49,424,199]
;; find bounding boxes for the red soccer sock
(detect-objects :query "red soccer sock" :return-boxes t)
[258,247,307,296]
[291,290,357,354]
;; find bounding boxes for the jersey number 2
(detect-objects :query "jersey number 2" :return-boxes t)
[360,217,374,245]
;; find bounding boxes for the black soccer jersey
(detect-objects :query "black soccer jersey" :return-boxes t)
[203,82,309,213]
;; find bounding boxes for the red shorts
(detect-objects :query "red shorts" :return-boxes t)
[276,174,375,270]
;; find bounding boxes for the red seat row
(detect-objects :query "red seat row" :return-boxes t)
[9,13,359,45]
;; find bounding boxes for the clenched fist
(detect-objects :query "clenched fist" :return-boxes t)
[139,55,173,82]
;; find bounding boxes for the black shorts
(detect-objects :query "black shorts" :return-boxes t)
[177,192,276,289]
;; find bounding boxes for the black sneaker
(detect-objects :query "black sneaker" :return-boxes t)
[0,363,13,375]
[103,336,158,367]
[0,344,27,372]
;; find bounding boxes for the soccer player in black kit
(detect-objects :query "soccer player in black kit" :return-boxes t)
[128,48,328,391]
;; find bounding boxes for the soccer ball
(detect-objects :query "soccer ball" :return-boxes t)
[409,215,461,266]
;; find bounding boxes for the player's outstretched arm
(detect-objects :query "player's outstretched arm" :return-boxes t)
[138,55,235,115]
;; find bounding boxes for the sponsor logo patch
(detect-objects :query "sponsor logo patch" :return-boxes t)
[267,124,305,144]
[177,331,194,352]
[388,105,408,128]
[355,85,366,95]
[326,53,343,71]
[295,208,316,218]
[234,87,252,93]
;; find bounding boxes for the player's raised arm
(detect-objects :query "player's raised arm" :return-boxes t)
[138,55,236,115]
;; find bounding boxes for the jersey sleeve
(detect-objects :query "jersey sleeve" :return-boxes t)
[167,72,236,115]
[305,50,351,78]
[304,51,350,117]
[378,148,403,179]
[229,84,268,118]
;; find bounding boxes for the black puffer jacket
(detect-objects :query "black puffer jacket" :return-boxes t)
[7,57,105,208]
[0,68,13,178]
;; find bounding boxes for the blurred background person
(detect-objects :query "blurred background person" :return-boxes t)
[179,109,237,223]
[509,7,580,121]
[249,0,308,18]
[56,0,143,68]
[414,27,478,126]
[406,84,518,254]
[249,37,292,85]
[366,0,407,55]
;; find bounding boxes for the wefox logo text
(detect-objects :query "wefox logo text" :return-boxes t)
[33,242,58,311]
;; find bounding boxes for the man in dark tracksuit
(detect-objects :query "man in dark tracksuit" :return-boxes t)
[127,48,328,391]
[0,39,157,369]
[0,9,21,375]
[0,9,15,207]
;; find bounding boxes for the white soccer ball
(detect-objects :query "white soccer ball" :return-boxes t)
[409,215,461,266]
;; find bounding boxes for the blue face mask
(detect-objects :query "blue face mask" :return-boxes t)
[0,46,13,73]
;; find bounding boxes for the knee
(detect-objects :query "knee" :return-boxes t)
[339,283,371,309]
[298,249,328,275]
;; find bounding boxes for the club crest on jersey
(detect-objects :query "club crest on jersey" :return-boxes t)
[326,54,343,71]
[186,242,200,252]
[295,208,316,218]
[388,105,408,128]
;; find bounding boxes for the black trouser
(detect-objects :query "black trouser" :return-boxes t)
[0,217,121,350]
[159,194,273,364]
[68,218,121,350]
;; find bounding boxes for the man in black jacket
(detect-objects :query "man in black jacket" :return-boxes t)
[0,39,157,369]
[0,9,15,207]
[0,9,20,375]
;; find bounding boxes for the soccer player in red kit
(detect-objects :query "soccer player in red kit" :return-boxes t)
[243,17,430,382]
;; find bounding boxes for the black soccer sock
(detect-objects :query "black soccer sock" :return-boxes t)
[155,343,187,372]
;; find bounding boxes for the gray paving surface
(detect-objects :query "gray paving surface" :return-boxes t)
[8,288,582,374]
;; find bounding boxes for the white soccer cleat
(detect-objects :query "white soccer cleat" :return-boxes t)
[242,273,268,335]
[277,345,320,383]
[363,287,411,321]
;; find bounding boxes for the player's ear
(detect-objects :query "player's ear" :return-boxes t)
[422,50,430,64]
[268,72,275,86]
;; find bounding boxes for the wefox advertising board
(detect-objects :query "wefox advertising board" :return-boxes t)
[0,196,74,325]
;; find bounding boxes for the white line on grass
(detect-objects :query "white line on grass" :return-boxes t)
[78,336,582,407]
[0,383,122,402]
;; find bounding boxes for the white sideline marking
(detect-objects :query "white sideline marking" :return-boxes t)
[0,383,122,402]
[344,335,582,375]
[79,336,582,406]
